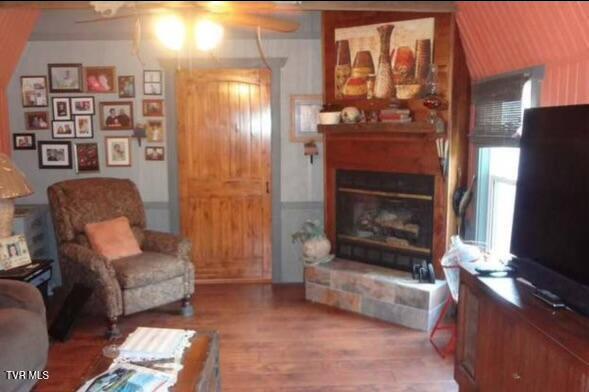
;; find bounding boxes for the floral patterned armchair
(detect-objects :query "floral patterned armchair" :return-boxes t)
[48,178,195,337]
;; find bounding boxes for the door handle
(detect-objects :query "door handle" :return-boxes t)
[266,181,270,194]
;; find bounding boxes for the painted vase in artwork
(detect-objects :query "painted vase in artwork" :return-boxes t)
[392,46,416,84]
[374,24,395,99]
[343,50,374,98]
[335,40,351,99]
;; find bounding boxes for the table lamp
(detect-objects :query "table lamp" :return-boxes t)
[0,154,32,238]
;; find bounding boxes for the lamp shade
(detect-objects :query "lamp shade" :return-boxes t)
[0,154,32,199]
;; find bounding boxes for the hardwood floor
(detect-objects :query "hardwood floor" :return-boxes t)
[37,284,457,391]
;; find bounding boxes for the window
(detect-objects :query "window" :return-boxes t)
[471,70,542,258]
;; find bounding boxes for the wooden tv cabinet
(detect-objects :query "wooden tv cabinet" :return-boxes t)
[455,264,589,391]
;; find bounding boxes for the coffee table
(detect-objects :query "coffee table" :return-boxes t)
[81,330,220,391]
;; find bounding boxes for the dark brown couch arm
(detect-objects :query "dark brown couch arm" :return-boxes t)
[59,243,123,318]
[0,280,45,319]
[143,230,192,262]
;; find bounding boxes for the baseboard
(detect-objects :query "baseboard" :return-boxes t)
[196,278,272,284]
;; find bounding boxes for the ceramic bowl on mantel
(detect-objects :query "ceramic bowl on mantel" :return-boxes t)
[341,106,362,123]
[319,111,341,125]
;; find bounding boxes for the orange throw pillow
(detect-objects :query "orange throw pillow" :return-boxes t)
[85,217,142,261]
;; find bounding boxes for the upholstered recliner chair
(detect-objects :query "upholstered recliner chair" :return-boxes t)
[48,178,195,337]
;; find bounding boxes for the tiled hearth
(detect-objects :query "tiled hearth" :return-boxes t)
[305,259,448,331]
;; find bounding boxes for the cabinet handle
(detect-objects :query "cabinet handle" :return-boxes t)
[512,372,521,380]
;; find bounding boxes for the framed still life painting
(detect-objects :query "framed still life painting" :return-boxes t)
[323,12,435,108]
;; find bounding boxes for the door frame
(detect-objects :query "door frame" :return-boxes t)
[161,57,287,282]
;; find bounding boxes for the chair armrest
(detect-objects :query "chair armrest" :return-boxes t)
[59,243,123,318]
[0,280,45,318]
[143,230,192,262]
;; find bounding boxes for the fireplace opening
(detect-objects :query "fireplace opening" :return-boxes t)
[336,170,435,271]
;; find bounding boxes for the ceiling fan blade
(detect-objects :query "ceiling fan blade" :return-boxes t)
[75,12,156,24]
[209,13,300,33]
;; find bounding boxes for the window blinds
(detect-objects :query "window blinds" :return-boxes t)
[471,73,529,146]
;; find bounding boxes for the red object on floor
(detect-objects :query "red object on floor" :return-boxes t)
[429,296,457,358]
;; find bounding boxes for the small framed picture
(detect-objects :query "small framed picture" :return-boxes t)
[290,95,322,143]
[0,235,31,271]
[12,133,36,150]
[100,101,134,130]
[52,97,71,120]
[71,96,95,115]
[85,66,116,93]
[145,146,165,161]
[38,141,72,169]
[143,99,164,117]
[143,70,162,96]
[74,115,93,138]
[52,120,75,139]
[20,76,48,107]
[48,63,83,93]
[74,142,99,172]
[146,120,164,142]
[105,137,131,167]
[118,75,135,98]
[24,111,50,130]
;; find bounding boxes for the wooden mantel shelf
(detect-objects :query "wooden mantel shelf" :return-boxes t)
[318,122,436,135]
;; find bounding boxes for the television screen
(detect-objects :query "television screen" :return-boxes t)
[511,105,589,287]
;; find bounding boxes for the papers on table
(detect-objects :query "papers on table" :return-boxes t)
[118,327,196,361]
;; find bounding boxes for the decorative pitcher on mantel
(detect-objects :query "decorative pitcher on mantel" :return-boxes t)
[374,24,395,99]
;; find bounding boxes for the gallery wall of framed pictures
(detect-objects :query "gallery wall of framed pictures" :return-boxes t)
[15,63,167,174]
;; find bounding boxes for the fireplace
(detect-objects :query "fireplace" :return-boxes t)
[335,169,435,271]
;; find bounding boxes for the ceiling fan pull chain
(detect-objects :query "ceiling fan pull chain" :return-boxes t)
[256,26,271,70]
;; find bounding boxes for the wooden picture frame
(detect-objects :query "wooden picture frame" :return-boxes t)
[118,75,135,98]
[99,101,134,130]
[38,141,72,169]
[74,115,94,138]
[12,133,36,150]
[290,95,323,143]
[20,76,48,107]
[48,63,83,93]
[105,137,131,167]
[84,66,117,93]
[52,120,75,139]
[323,12,436,110]
[143,99,164,117]
[0,234,32,270]
[24,111,50,130]
[145,146,165,161]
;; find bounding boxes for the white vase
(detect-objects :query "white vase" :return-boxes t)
[303,237,332,264]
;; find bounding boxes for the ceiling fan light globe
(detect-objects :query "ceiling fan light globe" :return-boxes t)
[194,19,224,51]
[155,14,186,51]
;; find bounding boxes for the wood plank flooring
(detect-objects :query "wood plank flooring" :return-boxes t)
[36,284,457,391]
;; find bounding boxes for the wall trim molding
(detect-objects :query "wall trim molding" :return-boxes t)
[281,201,324,210]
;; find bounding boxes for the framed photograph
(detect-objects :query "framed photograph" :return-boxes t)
[74,115,93,138]
[143,70,162,96]
[48,63,83,93]
[24,111,49,130]
[20,76,48,107]
[146,120,164,142]
[0,235,31,271]
[105,137,131,167]
[38,141,72,169]
[85,66,116,93]
[52,97,71,120]
[71,96,95,115]
[100,101,134,130]
[143,99,164,117]
[324,13,435,107]
[290,95,322,143]
[74,142,99,172]
[52,120,75,139]
[118,75,135,98]
[145,146,165,161]
[12,133,36,150]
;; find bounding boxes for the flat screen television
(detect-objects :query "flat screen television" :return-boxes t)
[511,104,589,316]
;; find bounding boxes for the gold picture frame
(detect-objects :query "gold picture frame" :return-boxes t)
[0,235,32,271]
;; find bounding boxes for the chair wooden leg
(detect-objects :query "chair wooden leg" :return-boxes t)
[106,316,121,340]
[181,295,194,317]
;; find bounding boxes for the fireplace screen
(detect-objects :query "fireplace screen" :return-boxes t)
[336,170,434,271]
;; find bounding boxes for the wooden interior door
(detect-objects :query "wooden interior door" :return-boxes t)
[176,69,272,282]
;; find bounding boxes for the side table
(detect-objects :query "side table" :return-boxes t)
[0,259,53,299]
